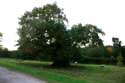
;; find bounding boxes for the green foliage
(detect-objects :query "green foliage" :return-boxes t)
[70,24,105,47]
[11,50,35,60]
[69,24,105,64]
[0,32,2,48]
[0,48,10,58]
[17,3,71,66]
[117,52,123,66]
[17,3,105,67]
[17,3,68,50]
[80,47,109,64]
[112,37,121,48]
[112,37,124,65]
[0,33,11,58]
[112,37,121,56]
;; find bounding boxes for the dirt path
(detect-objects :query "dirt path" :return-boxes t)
[0,67,46,83]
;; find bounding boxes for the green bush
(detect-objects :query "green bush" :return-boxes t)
[117,52,123,66]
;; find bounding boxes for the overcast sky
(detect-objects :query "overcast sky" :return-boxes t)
[0,0,125,50]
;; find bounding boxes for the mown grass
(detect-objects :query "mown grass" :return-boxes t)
[0,58,125,83]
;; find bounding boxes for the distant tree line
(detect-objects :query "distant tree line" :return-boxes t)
[79,46,125,64]
[7,45,125,65]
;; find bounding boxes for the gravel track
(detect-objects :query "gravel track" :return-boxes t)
[0,67,46,83]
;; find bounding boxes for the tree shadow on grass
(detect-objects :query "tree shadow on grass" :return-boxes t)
[16,60,111,73]
[16,60,87,70]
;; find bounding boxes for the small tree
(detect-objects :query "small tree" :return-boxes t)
[112,37,123,66]
[117,52,123,66]
[0,32,2,48]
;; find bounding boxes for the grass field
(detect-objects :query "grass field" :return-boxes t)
[0,58,125,83]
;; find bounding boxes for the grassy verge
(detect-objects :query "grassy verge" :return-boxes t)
[0,58,89,83]
[0,58,125,83]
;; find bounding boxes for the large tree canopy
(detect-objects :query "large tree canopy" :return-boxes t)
[17,3,105,67]
[18,3,68,49]
[17,3,71,66]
